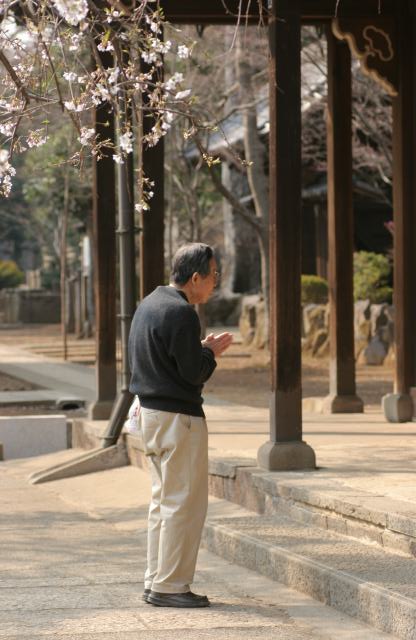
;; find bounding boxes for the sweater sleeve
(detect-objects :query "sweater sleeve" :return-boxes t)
[167,307,217,385]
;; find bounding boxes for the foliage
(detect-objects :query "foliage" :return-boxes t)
[21,123,91,258]
[0,259,24,289]
[41,262,60,291]
[353,251,392,303]
[301,274,328,304]
[0,153,32,263]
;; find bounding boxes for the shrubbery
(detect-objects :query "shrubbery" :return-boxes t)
[0,260,24,289]
[301,274,328,304]
[301,251,392,305]
[353,251,392,304]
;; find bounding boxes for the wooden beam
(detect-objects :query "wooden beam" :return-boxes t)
[257,0,315,470]
[161,0,266,24]
[301,0,394,20]
[324,29,363,413]
[161,0,394,24]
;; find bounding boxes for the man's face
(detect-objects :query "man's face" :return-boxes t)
[193,257,219,304]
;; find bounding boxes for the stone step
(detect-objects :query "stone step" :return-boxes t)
[202,509,416,640]
[208,460,416,558]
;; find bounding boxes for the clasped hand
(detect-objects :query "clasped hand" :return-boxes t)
[201,331,233,357]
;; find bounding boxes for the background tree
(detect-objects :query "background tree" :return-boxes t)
[21,123,92,288]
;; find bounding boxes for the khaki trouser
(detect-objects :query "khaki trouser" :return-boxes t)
[140,408,208,594]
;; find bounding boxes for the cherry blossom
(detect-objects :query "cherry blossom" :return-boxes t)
[52,0,88,26]
[0,0,197,209]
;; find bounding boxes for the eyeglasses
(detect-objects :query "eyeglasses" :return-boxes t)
[213,270,221,283]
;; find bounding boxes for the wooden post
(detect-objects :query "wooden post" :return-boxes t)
[323,29,363,413]
[140,140,165,298]
[257,0,315,470]
[140,58,165,299]
[89,52,117,420]
[383,4,416,422]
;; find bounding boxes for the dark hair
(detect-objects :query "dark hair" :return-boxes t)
[171,243,214,285]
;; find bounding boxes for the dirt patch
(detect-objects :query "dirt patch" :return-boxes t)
[204,342,394,409]
[0,323,394,411]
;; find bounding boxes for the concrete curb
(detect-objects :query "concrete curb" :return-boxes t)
[28,443,128,485]
[250,472,416,554]
[202,519,416,640]
[208,460,416,558]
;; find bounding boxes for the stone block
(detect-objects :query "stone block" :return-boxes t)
[382,393,413,423]
[0,415,68,460]
[204,291,242,326]
[345,520,383,546]
[330,497,387,527]
[322,394,364,414]
[257,440,316,471]
[72,419,105,449]
[289,503,328,529]
[360,336,387,365]
[387,511,416,537]
[328,572,360,619]
[382,529,415,557]
[234,467,265,513]
[326,515,347,535]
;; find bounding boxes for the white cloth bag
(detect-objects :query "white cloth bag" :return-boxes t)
[125,396,141,434]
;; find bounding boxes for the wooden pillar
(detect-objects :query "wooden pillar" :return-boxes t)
[89,52,117,420]
[257,0,315,471]
[140,140,165,298]
[383,3,416,422]
[140,59,165,299]
[323,30,363,414]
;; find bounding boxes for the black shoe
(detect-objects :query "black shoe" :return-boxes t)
[148,590,210,608]
[142,588,151,603]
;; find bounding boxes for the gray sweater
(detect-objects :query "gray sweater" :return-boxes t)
[128,286,216,417]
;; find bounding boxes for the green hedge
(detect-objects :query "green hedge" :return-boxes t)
[301,275,328,304]
[0,260,24,289]
[353,251,392,304]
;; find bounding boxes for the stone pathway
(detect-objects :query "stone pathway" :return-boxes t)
[0,451,397,640]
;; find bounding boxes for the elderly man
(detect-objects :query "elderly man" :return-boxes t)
[128,243,233,608]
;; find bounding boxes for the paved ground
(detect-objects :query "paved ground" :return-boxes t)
[203,401,416,506]
[1,339,416,507]
[0,451,397,640]
[0,334,413,638]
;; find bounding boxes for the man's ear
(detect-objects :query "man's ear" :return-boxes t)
[191,272,199,284]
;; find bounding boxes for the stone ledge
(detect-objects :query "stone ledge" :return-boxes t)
[70,419,416,557]
[202,516,416,640]
[209,457,257,478]
[205,459,416,556]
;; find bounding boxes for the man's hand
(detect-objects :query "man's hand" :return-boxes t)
[202,332,233,357]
